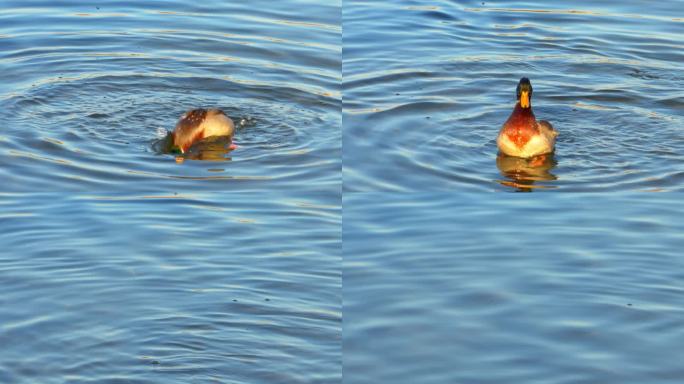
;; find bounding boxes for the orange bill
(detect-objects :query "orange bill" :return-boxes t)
[520,90,530,108]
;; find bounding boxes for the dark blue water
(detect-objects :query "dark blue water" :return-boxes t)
[343,0,684,191]
[1,1,340,383]
[344,193,684,384]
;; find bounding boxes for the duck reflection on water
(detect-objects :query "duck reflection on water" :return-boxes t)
[496,152,557,191]
[153,133,236,161]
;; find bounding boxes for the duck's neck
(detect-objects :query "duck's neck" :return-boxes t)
[513,102,535,118]
[504,102,537,131]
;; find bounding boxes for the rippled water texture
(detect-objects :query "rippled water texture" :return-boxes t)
[1,2,340,383]
[1,192,341,383]
[0,0,340,192]
[344,194,684,383]
[344,1,684,191]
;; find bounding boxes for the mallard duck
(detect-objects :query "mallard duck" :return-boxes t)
[497,78,557,158]
[172,108,235,153]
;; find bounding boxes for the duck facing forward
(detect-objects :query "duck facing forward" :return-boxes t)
[172,108,235,153]
[497,78,557,158]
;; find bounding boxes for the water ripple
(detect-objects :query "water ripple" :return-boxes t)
[344,0,684,191]
[0,0,341,193]
[345,194,684,384]
[1,191,341,383]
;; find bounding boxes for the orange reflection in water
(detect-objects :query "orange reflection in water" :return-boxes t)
[496,152,558,192]
[153,132,236,162]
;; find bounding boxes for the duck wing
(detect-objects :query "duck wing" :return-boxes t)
[538,120,558,138]
[173,109,208,152]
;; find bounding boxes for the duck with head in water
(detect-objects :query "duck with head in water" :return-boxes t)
[172,108,236,154]
[497,78,557,158]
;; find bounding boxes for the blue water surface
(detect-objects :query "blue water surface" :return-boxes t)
[344,193,684,384]
[0,1,341,383]
[1,0,340,191]
[344,0,684,191]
